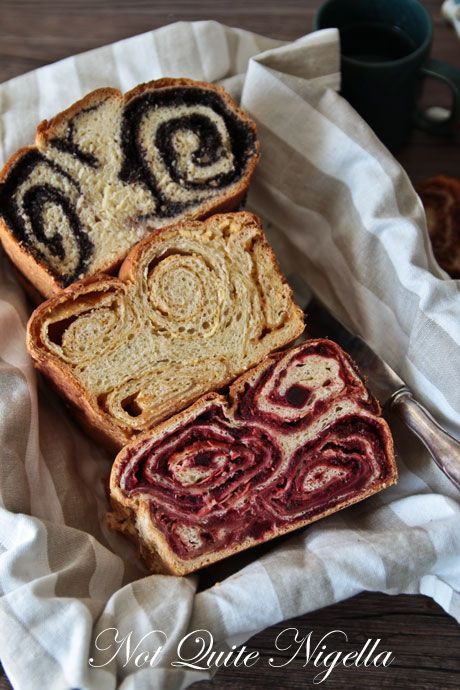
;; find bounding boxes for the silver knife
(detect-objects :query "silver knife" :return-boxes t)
[290,274,460,491]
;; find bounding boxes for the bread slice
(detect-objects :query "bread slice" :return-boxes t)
[27,212,304,448]
[0,78,259,297]
[416,175,460,278]
[108,338,397,576]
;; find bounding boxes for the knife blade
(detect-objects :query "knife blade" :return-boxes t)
[290,273,460,491]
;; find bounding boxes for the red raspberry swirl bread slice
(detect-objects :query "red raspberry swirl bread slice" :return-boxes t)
[416,175,460,278]
[109,339,397,575]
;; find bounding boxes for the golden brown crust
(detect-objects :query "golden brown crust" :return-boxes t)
[0,217,61,298]
[35,88,122,147]
[0,98,127,299]
[120,77,260,246]
[0,147,63,297]
[123,78,258,142]
[119,210,262,279]
[108,349,397,576]
[0,78,260,298]
[0,146,35,183]
[27,274,130,449]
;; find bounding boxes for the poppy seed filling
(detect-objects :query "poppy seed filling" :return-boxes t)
[0,84,258,287]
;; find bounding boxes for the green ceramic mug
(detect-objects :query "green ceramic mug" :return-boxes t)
[314,0,460,149]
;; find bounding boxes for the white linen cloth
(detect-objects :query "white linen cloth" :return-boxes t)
[0,20,459,690]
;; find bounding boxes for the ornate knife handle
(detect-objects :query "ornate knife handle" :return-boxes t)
[390,389,460,491]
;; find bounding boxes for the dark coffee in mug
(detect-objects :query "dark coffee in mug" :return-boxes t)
[314,0,460,150]
[340,23,417,63]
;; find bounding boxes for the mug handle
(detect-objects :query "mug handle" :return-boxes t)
[415,58,460,135]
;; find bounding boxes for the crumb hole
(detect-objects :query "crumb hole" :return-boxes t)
[47,315,79,346]
[121,394,143,418]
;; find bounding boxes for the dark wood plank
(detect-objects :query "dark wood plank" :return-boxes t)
[0,0,319,82]
[0,1,458,689]
[190,592,460,689]
[0,0,458,181]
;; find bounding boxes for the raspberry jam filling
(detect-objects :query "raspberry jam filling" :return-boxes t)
[116,340,394,560]
[235,340,379,431]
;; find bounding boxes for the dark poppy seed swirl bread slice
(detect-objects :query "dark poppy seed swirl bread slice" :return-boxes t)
[0,78,259,297]
[108,339,397,576]
[26,212,304,449]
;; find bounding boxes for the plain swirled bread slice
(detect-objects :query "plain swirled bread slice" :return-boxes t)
[27,212,304,448]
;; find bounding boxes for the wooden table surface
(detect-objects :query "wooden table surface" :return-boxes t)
[0,1,459,689]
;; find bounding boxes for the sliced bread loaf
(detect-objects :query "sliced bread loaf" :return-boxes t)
[27,212,304,448]
[0,78,259,297]
[108,338,397,575]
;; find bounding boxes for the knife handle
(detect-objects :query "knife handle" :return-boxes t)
[390,390,460,491]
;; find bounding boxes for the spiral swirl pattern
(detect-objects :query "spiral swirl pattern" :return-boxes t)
[120,404,284,557]
[28,212,304,445]
[144,248,225,338]
[0,150,93,285]
[234,339,379,429]
[0,80,259,293]
[111,340,397,568]
[120,87,255,217]
[45,283,130,366]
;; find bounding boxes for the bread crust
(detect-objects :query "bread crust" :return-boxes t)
[27,274,131,449]
[35,88,122,147]
[0,147,60,297]
[108,348,397,576]
[110,468,396,576]
[0,79,260,298]
[27,211,304,449]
